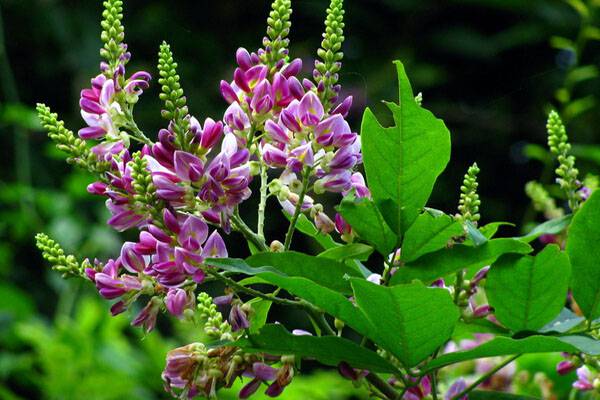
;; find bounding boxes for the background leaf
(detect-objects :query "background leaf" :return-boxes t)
[486,244,571,332]
[361,60,451,238]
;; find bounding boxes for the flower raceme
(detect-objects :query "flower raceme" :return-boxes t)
[35,0,579,399]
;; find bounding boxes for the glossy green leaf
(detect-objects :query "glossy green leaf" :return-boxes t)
[245,252,363,294]
[234,324,398,373]
[351,279,459,367]
[567,191,600,319]
[423,335,600,372]
[318,243,374,261]
[401,212,464,262]
[486,244,571,332]
[337,196,397,256]
[207,258,374,336]
[390,239,532,285]
[516,215,572,243]
[361,60,451,238]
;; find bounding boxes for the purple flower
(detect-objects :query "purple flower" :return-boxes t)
[120,241,147,273]
[557,360,577,375]
[165,288,190,317]
[201,230,228,259]
[132,296,162,332]
[229,304,250,331]
[573,366,594,391]
[445,379,467,400]
[297,91,324,126]
[313,211,335,234]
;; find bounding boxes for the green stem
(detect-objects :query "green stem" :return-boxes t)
[124,107,153,145]
[365,372,399,400]
[257,163,268,239]
[453,270,465,305]
[451,354,520,399]
[283,167,310,250]
[231,209,268,252]
[206,269,298,307]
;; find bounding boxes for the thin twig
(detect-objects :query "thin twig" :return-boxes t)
[283,167,310,250]
[366,372,399,400]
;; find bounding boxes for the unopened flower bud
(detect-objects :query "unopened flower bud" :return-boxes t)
[270,240,284,252]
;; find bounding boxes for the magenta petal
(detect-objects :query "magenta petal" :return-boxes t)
[120,241,146,273]
[239,378,262,399]
[79,126,106,139]
[201,231,228,258]
[174,150,204,181]
[253,363,278,381]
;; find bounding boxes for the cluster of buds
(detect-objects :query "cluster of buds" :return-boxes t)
[162,343,295,399]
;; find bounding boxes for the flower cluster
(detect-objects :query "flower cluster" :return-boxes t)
[219,36,365,236]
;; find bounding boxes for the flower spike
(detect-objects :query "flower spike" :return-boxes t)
[458,162,481,224]
[35,233,83,278]
[260,0,293,70]
[36,103,109,173]
[547,110,581,211]
[100,0,126,74]
[314,0,345,108]
[158,41,191,150]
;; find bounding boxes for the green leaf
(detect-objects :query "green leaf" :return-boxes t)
[567,190,600,319]
[351,279,459,367]
[208,258,374,336]
[390,239,532,285]
[247,299,272,334]
[318,243,374,261]
[516,215,572,243]
[233,324,398,373]
[423,335,600,372]
[539,308,584,334]
[245,252,363,294]
[283,211,340,250]
[400,212,464,262]
[469,391,540,400]
[337,196,398,256]
[486,244,571,332]
[361,60,451,238]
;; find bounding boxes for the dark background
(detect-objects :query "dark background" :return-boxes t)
[1,0,599,398]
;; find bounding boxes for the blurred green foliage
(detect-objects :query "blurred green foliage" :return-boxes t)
[1,0,600,398]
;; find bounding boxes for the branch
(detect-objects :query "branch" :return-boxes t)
[366,372,399,400]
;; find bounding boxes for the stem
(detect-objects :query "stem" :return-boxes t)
[206,269,299,307]
[451,354,520,400]
[257,163,268,239]
[283,167,310,251]
[365,372,399,400]
[124,107,153,145]
[231,209,268,252]
[453,270,465,305]
[310,310,336,336]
